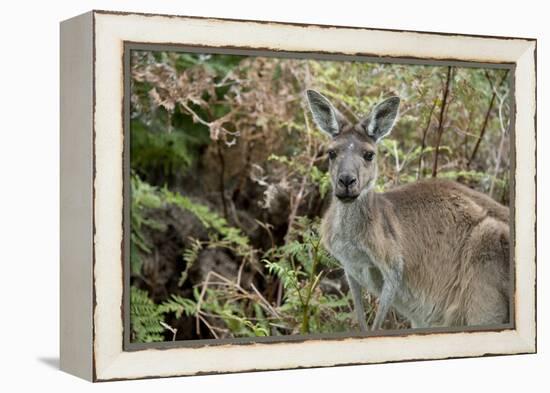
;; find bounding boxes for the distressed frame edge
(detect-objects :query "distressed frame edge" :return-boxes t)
[59,11,95,381]
[89,11,537,381]
[91,9,537,42]
[513,41,537,354]
[97,350,536,383]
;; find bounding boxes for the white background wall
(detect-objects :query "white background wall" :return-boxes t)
[0,0,546,390]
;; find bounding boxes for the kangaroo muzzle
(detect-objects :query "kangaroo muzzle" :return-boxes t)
[335,173,360,202]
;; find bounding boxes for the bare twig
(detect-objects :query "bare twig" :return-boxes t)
[467,70,509,167]
[216,140,228,219]
[255,219,275,250]
[159,321,178,341]
[196,270,283,335]
[198,315,220,339]
[236,260,245,287]
[489,88,510,197]
[276,279,283,308]
[417,97,437,179]
[399,145,420,175]
[432,66,453,178]
[285,106,316,243]
[195,272,212,335]
[393,141,400,184]
[178,100,239,142]
[250,283,283,319]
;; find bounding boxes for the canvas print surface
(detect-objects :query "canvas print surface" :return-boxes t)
[128,49,512,344]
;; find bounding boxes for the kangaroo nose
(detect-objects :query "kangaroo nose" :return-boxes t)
[338,174,357,188]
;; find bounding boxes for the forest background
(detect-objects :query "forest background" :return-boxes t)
[129,50,511,343]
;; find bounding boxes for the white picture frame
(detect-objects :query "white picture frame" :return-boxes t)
[60,10,536,382]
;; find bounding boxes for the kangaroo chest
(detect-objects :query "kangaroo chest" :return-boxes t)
[329,231,426,324]
[328,227,384,297]
[326,208,417,316]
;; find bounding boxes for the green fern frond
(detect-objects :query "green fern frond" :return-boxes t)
[130,286,166,343]
[178,238,203,286]
[159,294,198,318]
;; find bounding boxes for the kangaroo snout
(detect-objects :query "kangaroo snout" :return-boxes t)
[336,173,359,202]
[338,174,357,188]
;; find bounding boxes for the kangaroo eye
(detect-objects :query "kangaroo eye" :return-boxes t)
[328,150,337,160]
[364,151,375,161]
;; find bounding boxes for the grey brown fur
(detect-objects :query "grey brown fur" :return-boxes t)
[306,89,510,331]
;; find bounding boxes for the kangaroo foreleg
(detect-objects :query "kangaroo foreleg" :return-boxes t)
[346,271,368,332]
[371,258,404,331]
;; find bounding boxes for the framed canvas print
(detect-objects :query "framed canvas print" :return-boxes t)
[60,10,537,382]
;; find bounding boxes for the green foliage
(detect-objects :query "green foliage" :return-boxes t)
[130,286,166,343]
[262,217,354,334]
[159,293,198,319]
[309,166,331,198]
[178,238,203,287]
[130,173,166,274]
[159,286,271,338]
[131,174,164,250]
[130,172,256,277]
[130,115,210,180]
[162,187,255,263]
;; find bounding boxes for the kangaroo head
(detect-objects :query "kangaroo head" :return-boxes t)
[306,90,400,203]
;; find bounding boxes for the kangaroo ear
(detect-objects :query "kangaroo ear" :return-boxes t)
[305,90,346,137]
[361,96,400,142]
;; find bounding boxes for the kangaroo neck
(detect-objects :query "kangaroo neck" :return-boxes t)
[334,188,380,223]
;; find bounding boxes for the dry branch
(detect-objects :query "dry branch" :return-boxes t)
[468,70,509,168]
[432,66,453,178]
[417,97,438,179]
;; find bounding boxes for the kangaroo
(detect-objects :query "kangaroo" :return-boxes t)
[305,89,510,331]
